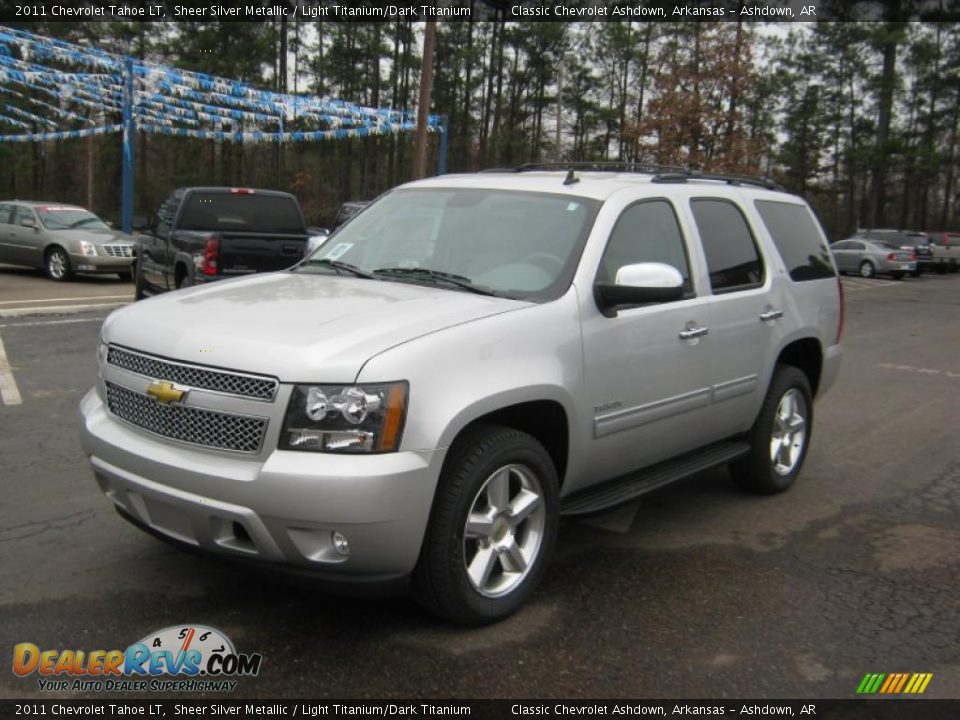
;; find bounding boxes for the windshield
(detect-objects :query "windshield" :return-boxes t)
[298,188,601,301]
[37,207,109,230]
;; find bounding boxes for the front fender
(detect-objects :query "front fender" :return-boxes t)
[355,289,586,466]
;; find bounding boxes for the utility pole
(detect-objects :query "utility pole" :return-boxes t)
[555,60,563,162]
[121,57,135,234]
[412,19,437,179]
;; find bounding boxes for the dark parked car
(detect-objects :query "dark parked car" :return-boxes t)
[305,202,371,255]
[331,201,369,230]
[133,187,310,299]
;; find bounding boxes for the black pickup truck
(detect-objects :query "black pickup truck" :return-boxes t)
[133,187,309,299]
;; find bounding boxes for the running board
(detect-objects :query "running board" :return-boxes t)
[560,440,750,516]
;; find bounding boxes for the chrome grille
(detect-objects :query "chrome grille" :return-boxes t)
[107,347,278,401]
[105,382,267,453]
[103,245,134,258]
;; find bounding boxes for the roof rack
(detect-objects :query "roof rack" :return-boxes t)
[510,161,689,175]
[650,170,782,191]
[483,162,783,191]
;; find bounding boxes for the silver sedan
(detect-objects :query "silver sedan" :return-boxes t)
[830,238,916,279]
[0,201,136,281]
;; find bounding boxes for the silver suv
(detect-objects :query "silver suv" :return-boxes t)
[81,166,844,624]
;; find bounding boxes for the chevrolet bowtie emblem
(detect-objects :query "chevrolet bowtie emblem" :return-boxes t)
[146,381,187,405]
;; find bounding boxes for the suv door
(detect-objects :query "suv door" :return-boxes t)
[686,197,774,441]
[579,198,715,489]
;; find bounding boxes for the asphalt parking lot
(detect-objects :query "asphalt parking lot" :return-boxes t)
[1,271,958,700]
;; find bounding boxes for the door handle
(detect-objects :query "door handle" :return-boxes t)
[679,325,709,340]
[759,308,783,322]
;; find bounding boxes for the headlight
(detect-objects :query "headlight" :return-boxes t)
[79,241,97,257]
[281,382,408,453]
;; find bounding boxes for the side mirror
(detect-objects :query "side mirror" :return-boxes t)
[132,215,149,232]
[20,217,37,229]
[595,262,685,315]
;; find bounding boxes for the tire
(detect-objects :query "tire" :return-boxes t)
[911,269,922,278]
[133,261,147,300]
[891,272,904,280]
[45,246,73,281]
[413,424,559,625]
[858,260,875,279]
[730,365,813,495]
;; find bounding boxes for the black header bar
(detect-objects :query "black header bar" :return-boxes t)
[2,700,960,719]
[1,1,958,24]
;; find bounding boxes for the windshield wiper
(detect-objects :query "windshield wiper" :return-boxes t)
[68,218,101,228]
[305,258,374,278]
[372,267,497,296]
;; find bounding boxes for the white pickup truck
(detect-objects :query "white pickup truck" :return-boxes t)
[926,231,960,273]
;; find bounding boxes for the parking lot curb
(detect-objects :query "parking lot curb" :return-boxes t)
[0,302,129,318]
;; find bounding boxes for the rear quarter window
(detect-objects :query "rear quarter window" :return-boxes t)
[754,200,836,281]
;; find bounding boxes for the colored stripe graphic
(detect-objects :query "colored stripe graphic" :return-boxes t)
[858,672,932,694]
[857,673,884,694]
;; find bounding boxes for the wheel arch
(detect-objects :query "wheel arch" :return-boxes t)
[440,397,571,491]
[43,242,67,259]
[173,253,194,286]
[775,337,823,397]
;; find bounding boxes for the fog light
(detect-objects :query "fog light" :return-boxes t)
[332,532,350,556]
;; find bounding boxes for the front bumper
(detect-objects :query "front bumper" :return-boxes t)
[80,389,444,580]
[72,254,134,275]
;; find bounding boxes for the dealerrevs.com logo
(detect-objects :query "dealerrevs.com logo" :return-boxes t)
[13,624,262,693]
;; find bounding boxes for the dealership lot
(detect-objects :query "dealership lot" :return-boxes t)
[1,273,958,699]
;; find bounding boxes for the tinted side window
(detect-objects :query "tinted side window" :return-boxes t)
[831,241,850,250]
[754,200,836,281]
[600,200,691,292]
[0,203,12,223]
[849,241,865,251]
[690,199,764,293]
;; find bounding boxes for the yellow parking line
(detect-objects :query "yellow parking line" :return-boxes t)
[0,332,23,406]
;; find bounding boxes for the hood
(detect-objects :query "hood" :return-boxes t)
[53,228,134,245]
[102,272,531,381]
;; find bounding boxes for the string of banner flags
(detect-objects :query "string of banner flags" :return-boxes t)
[0,25,445,144]
[0,24,449,232]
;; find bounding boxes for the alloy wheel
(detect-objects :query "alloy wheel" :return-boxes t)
[463,463,546,598]
[47,250,67,280]
[770,388,807,476]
